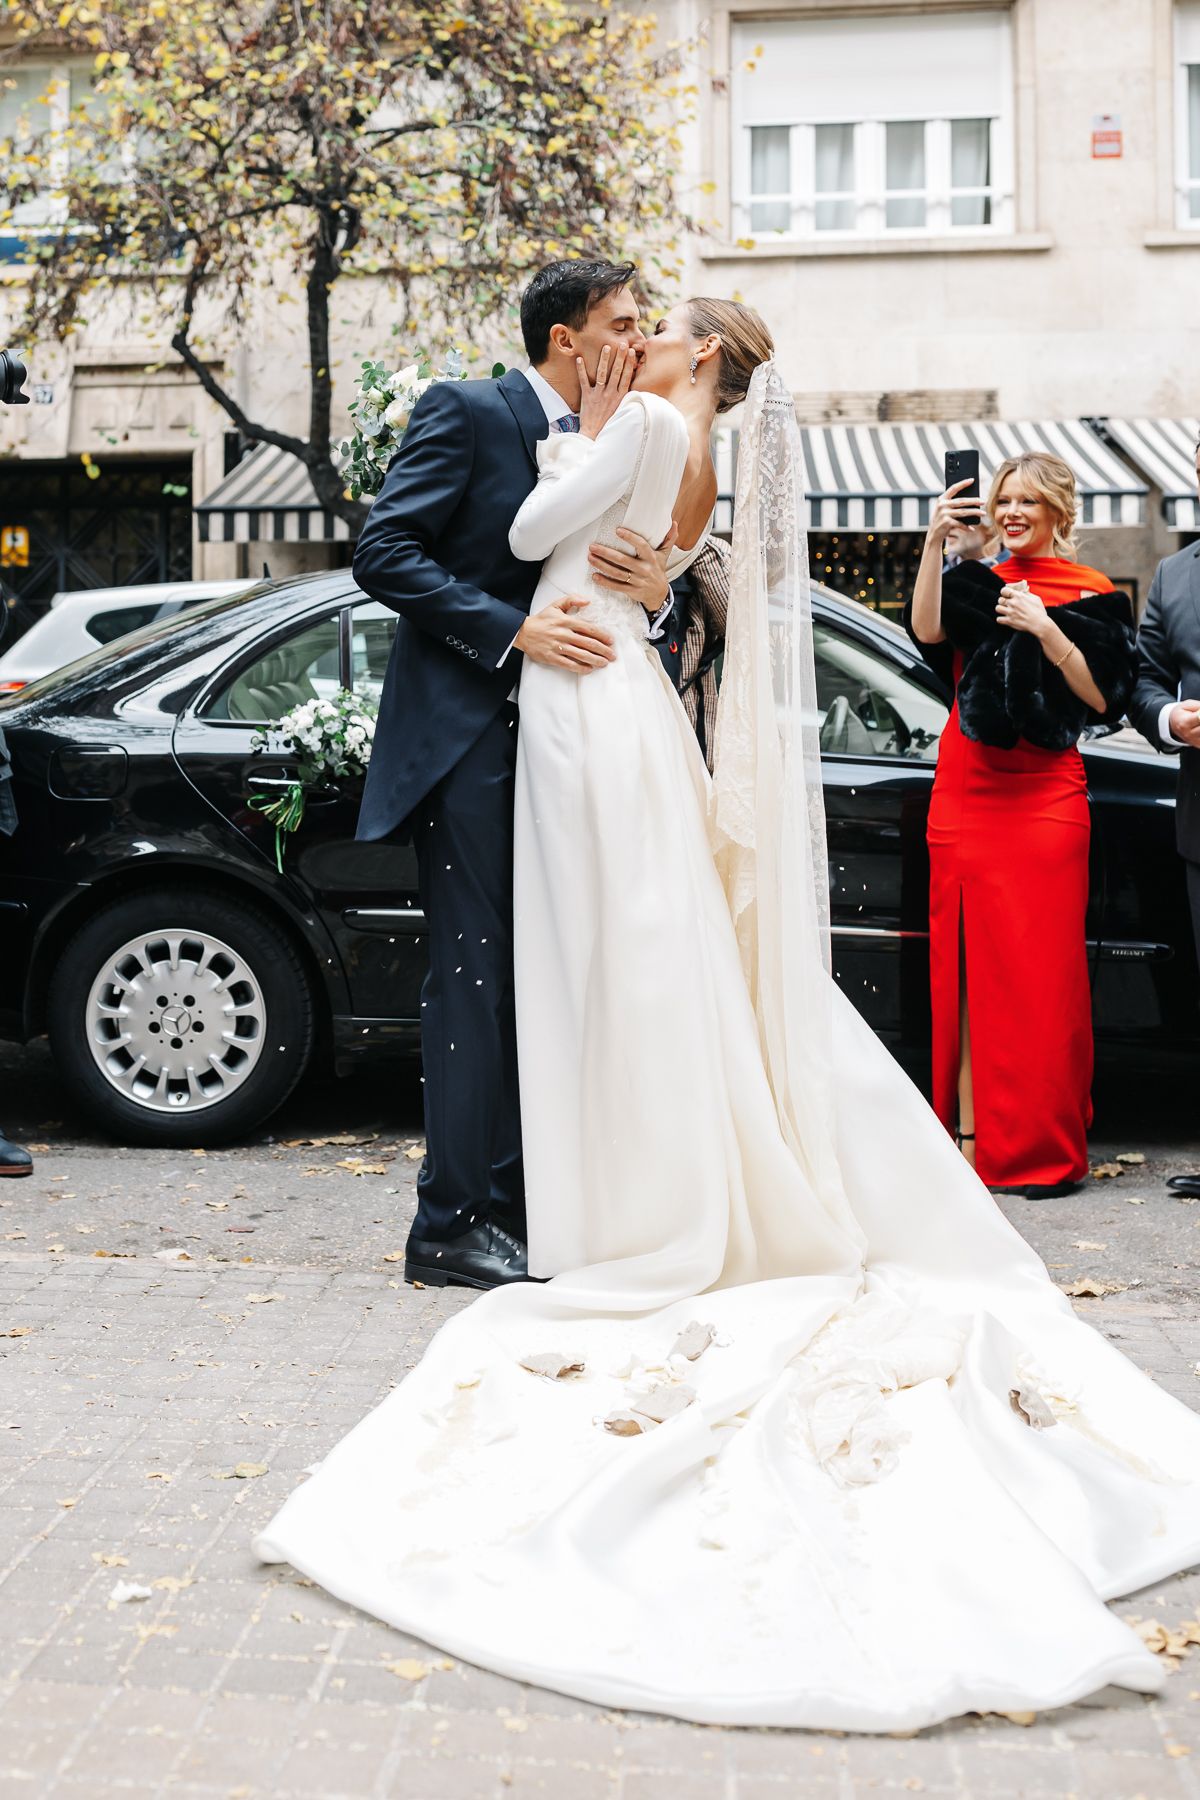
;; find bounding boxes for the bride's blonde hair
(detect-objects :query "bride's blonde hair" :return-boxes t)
[987,451,1080,558]
[687,298,775,413]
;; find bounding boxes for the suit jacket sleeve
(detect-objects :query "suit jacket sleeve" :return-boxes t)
[352,381,528,671]
[1130,561,1180,752]
[508,405,645,562]
[689,536,730,647]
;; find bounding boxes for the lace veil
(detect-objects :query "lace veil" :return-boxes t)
[711,363,862,1245]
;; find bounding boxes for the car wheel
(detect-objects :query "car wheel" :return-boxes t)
[47,886,315,1147]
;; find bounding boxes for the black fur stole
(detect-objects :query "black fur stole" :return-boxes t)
[906,560,1136,752]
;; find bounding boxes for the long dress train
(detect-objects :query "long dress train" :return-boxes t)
[254,383,1200,1733]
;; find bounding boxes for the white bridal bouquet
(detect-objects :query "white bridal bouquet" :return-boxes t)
[341,348,469,500]
[248,689,378,870]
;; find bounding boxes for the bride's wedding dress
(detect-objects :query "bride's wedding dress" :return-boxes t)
[255,373,1200,1733]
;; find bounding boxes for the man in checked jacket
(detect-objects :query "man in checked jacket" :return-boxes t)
[588,532,730,772]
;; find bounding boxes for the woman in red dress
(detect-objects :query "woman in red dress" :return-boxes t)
[909,452,1137,1198]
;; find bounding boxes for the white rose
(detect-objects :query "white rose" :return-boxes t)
[316,701,335,718]
[387,364,419,393]
[382,395,411,431]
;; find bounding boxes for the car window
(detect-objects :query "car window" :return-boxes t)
[814,621,947,761]
[350,601,397,705]
[86,603,164,646]
[203,614,342,723]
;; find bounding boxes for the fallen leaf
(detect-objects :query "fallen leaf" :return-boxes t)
[381,1251,405,1263]
[1073,1241,1108,1252]
[1090,1162,1125,1179]
[110,1581,153,1604]
[205,1201,229,1212]
[404,1141,426,1161]
[519,1351,585,1380]
[384,1658,430,1681]
[213,1461,268,1480]
[23,1143,49,1153]
[1125,1196,1147,1206]
[136,1622,178,1641]
[603,1411,647,1436]
[411,1280,426,1290]
[284,1132,369,1149]
[145,1471,172,1482]
[46,1243,65,1254]
[632,1383,696,1424]
[670,1321,717,1362]
[154,1248,191,1263]
[245,1293,281,1305]
[192,1148,207,1156]
[1,1326,34,1338]
[93,1552,128,1567]
[1060,1278,1125,1298]
[998,1710,1037,1726]
[1167,1744,1193,1757]
[1116,1151,1146,1165]
[151,1575,193,1593]
[337,1159,387,1176]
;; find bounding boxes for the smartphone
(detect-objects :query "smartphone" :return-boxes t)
[944,448,981,520]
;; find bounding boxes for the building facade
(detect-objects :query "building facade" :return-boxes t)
[683,0,1200,607]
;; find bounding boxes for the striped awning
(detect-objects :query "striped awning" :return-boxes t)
[715,418,1147,535]
[1088,418,1200,530]
[196,444,353,544]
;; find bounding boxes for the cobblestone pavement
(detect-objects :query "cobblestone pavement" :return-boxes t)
[1,1039,1199,1799]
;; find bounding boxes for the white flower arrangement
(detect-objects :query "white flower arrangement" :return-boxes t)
[248,687,378,869]
[341,349,469,500]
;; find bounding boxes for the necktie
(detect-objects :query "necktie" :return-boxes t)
[551,413,580,434]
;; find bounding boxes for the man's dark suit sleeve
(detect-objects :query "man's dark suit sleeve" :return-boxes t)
[1130,562,1179,752]
[352,381,528,670]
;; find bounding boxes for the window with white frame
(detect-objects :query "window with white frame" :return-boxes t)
[1176,3,1200,224]
[734,10,1013,242]
[0,62,125,253]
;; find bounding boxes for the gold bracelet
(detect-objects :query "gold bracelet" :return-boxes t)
[1052,641,1078,670]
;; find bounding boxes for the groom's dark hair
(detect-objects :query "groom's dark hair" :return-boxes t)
[520,259,638,363]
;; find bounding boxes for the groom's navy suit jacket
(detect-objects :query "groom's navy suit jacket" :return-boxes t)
[353,369,550,840]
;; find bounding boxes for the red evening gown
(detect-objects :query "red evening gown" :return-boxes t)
[927,555,1114,1189]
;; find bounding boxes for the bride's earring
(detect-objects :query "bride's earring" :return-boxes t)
[689,356,699,385]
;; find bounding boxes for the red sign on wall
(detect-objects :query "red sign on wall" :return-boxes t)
[1092,113,1123,158]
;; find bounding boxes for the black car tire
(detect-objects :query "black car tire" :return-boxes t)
[47,885,315,1147]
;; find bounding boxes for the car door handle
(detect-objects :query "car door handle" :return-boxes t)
[246,772,342,804]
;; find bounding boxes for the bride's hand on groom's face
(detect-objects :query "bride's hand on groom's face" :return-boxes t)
[588,524,675,615]
[515,599,617,673]
[577,345,638,439]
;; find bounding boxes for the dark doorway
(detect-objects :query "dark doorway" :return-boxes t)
[0,457,193,612]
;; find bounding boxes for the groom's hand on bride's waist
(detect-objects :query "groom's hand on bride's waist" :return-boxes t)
[588,524,675,616]
[516,600,617,673]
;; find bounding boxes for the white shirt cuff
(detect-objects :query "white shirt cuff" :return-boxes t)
[1159,699,1181,748]
[496,629,520,671]
[646,594,673,642]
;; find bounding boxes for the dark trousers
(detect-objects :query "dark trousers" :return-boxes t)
[407,705,524,1243]
[1189,861,1200,975]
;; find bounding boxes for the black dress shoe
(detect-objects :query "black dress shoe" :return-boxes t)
[0,1131,32,1178]
[405,1221,530,1290]
[1167,1173,1200,1198]
[1010,1179,1082,1201]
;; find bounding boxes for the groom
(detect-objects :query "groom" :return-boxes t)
[354,260,674,1289]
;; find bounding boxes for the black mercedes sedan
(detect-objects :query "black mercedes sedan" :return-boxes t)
[0,572,1195,1146]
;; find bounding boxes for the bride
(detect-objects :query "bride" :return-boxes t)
[255,300,1200,1733]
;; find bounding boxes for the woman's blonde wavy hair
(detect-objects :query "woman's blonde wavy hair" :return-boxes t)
[986,451,1080,559]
